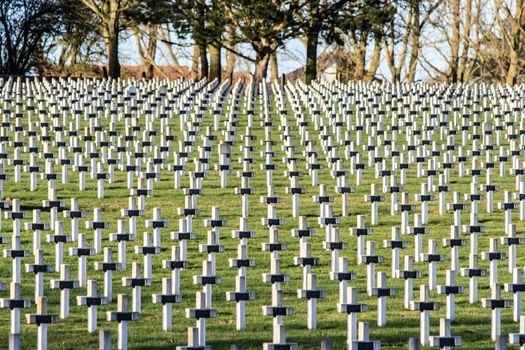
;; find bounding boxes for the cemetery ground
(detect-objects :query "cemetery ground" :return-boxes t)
[0,79,520,350]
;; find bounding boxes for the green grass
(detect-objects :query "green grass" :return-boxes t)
[0,90,521,350]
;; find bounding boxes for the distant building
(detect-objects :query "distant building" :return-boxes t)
[287,49,380,83]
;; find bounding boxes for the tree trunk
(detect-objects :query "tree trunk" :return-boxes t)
[449,0,460,83]
[208,44,222,82]
[160,25,187,78]
[146,64,154,79]
[406,4,421,83]
[198,39,208,81]
[145,26,157,79]
[354,33,368,79]
[192,45,200,79]
[253,42,271,84]
[507,48,519,84]
[365,36,382,81]
[305,29,319,84]
[224,25,236,82]
[134,27,156,80]
[457,0,472,82]
[506,0,523,84]
[225,48,235,81]
[269,49,278,82]
[105,27,120,79]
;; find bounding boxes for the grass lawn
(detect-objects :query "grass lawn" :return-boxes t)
[0,81,520,349]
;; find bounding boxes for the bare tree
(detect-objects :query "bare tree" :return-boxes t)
[0,0,62,74]
[80,0,134,78]
[492,0,525,84]
[225,0,301,83]
[133,24,158,79]
[383,0,443,83]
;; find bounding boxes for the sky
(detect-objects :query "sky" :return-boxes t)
[119,34,307,75]
[117,28,447,82]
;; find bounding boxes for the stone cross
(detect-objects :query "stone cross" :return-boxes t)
[396,255,421,309]
[77,279,108,333]
[313,184,333,223]
[446,192,466,227]
[349,321,380,350]
[95,162,109,198]
[337,286,367,344]
[464,180,483,216]
[350,215,372,265]
[501,224,523,273]
[462,212,485,255]
[371,271,395,326]
[421,240,445,291]
[3,235,29,284]
[443,225,466,273]
[45,221,72,271]
[481,171,499,213]
[62,198,86,241]
[24,209,49,255]
[498,191,517,229]
[94,247,121,301]
[505,268,525,322]
[396,192,415,234]
[109,220,135,271]
[460,254,486,303]
[434,174,451,215]
[284,164,306,218]
[145,207,169,248]
[226,274,255,331]
[134,232,160,280]
[26,297,58,350]
[481,238,506,285]
[407,214,429,263]
[481,283,511,341]
[152,277,182,331]
[5,199,26,235]
[0,282,30,349]
[429,318,461,349]
[297,273,325,329]
[122,262,151,313]
[41,189,63,231]
[185,291,217,347]
[335,172,354,216]
[50,264,79,319]
[415,183,434,224]
[216,142,232,188]
[387,174,402,216]
[509,315,525,350]
[162,245,189,296]
[120,196,143,237]
[383,227,408,278]
[85,208,109,254]
[362,241,383,295]
[69,233,95,287]
[106,294,139,350]
[25,250,53,300]
[437,270,464,321]
[73,154,89,191]
[364,184,384,225]
[262,288,296,350]
[410,285,440,346]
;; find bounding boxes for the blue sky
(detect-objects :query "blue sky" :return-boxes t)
[117,30,444,82]
[119,35,306,75]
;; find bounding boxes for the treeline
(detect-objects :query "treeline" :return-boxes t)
[1,0,524,84]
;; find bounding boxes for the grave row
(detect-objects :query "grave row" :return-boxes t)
[0,76,525,349]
